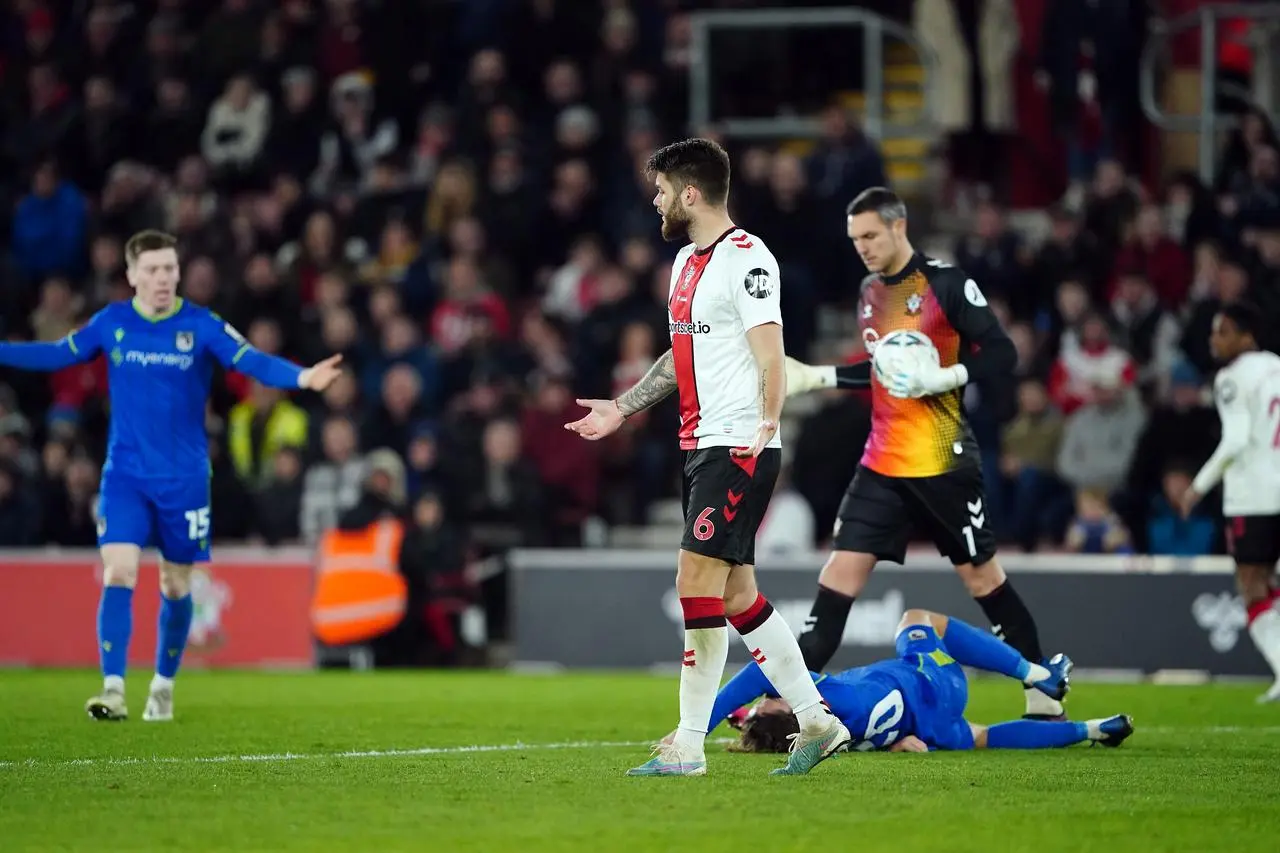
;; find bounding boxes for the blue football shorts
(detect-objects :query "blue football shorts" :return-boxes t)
[97,470,212,563]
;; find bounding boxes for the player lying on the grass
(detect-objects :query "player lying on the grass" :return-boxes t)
[0,230,343,723]
[707,608,1132,764]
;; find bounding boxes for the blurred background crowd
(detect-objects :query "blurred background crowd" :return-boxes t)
[0,0,1275,651]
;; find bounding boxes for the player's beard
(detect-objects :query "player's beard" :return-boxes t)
[660,201,691,243]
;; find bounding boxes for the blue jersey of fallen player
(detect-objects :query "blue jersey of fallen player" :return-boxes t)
[709,627,974,751]
[0,298,302,479]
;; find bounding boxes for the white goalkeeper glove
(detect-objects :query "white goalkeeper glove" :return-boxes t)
[784,356,837,398]
[887,363,970,399]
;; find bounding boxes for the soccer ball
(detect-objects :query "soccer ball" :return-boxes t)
[871,329,939,387]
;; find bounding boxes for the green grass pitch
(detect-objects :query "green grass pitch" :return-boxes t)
[1,670,1278,852]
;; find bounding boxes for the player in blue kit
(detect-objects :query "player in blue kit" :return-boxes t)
[0,231,343,722]
[710,608,1133,769]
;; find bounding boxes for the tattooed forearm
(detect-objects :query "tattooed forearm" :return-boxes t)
[616,349,677,417]
[759,361,784,422]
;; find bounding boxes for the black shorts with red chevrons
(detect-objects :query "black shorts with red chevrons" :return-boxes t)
[679,446,781,566]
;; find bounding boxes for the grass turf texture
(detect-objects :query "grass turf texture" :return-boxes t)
[1,671,1278,852]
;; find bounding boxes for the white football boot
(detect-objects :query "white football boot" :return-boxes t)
[85,688,128,721]
[143,685,174,722]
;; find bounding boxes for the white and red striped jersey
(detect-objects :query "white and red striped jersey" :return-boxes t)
[667,227,783,450]
[1193,350,1280,515]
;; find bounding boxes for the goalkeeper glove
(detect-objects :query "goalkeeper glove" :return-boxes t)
[887,363,970,399]
[784,356,836,397]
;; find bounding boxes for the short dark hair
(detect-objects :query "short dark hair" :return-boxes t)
[125,230,178,265]
[731,711,799,754]
[645,138,731,206]
[1217,300,1264,340]
[846,187,907,223]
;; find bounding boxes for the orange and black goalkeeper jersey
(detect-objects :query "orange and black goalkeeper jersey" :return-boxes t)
[856,254,1015,478]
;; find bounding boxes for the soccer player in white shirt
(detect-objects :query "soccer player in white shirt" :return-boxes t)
[565,139,851,776]
[1183,302,1280,702]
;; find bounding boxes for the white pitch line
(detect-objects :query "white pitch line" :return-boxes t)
[4,727,1280,771]
[0,738,707,771]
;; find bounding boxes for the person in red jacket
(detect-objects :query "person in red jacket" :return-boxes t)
[1047,313,1136,416]
[1110,205,1190,308]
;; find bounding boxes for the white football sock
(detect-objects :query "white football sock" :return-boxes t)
[103,675,124,694]
[1024,687,1064,717]
[674,625,728,754]
[150,674,175,693]
[1248,606,1280,680]
[1022,661,1052,685]
[736,601,833,735]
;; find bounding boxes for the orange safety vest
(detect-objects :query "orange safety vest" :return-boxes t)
[310,518,408,646]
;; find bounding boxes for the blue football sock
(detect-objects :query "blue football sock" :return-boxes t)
[987,720,1088,749]
[155,594,194,679]
[941,616,1031,681]
[97,585,134,680]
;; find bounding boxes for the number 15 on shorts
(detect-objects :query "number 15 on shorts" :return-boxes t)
[185,506,211,540]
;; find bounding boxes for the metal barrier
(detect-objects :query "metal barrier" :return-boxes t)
[687,7,936,142]
[1140,2,1280,183]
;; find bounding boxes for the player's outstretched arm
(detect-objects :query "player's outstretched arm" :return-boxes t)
[0,338,93,372]
[204,315,342,392]
[0,319,103,372]
[707,662,776,733]
[564,349,675,441]
[785,357,871,396]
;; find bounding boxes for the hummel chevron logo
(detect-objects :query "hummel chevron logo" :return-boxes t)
[967,498,985,529]
[727,489,744,506]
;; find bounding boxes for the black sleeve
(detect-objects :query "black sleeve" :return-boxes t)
[834,361,871,389]
[933,268,1016,382]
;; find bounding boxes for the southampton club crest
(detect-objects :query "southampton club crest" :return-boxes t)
[905,293,923,315]
[175,331,194,352]
[743,267,775,299]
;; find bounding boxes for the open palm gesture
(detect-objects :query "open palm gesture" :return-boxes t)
[299,354,344,391]
[563,398,625,441]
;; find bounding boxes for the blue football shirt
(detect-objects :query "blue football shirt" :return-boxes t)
[0,298,304,480]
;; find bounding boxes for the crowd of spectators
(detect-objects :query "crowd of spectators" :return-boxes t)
[0,1,1276,654]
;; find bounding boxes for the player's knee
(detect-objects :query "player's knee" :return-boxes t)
[100,546,140,587]
[676,550,731,597]
[818,551,874,597]
[968,723,988,749]
[723,584,759,618]
[159,562,194,598]
[102,563,139,587]
[955,557,1005,597]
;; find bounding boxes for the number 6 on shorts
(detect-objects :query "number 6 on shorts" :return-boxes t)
[693,507,716,542]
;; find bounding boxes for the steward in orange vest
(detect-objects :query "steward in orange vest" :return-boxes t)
[311,449,409,648]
